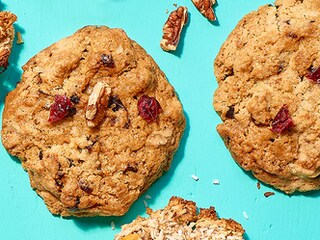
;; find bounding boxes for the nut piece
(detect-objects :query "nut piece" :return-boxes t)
[86,82,111,127]
[191,0,216,21]
[0,11,17,69]
[16,32,24,44]
[160,6,188,51]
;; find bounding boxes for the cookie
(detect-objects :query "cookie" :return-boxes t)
[115,196,245,240]
[0,11,16,71]
[213,0,320,193]
[1,26,185,217]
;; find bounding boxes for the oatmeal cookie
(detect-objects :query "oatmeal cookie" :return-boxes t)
[0,11,16,71]
[2,26,185,217]
[115,196,245,240]
[213,0,320,193]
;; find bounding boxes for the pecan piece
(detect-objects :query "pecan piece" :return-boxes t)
[160,6,188,51]
[192,0,216,21]
[86,82,111,127]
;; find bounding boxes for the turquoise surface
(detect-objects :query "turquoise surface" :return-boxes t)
[0,0,319,239]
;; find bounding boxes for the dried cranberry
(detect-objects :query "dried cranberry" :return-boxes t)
[137,95,162,123]
[48,95,75,123]
[271,104,294,133]
[101,54,115,68]
[306,66,320,83]
[78,179,92,193]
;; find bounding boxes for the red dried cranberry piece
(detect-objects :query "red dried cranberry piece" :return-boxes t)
[271,104,294,134]
[101,54,115,68]
[306,66,320,83]
[138,95,162,123]
[48,95,75,123]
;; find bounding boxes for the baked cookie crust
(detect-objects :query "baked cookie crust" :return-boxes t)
[2,26,185,216]
[214,0,320,193]
[115,196,245,240]
[0,11,16,70]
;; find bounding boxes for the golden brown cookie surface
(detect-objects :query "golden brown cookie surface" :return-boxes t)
[214,0,320,193]
[115,196,245,239]
[2,26,185,217]
[0,11,16,70]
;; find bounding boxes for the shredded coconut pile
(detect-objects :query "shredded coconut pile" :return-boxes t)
[115,197,244,240]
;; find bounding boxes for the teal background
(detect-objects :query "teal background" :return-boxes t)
[0,0,319,239]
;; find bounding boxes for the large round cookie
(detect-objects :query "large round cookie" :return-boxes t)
[2,26,185,216]
[213,0,320,193]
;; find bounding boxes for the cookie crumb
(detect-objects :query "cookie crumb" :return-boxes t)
[165,9,169,14]
[173,3,177,8]
[16,32,24,44]
[145,194,152,199]
[111,221,116,230]
[143,200,148,208]
[213,179,220,185]
[257,182,261,189]
[191,174,199,181]
[243,211,249,220]
[264,191,275,198]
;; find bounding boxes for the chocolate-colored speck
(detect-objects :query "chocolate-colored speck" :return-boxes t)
[101,54,115,68]
[67,106,77,117]
[70,95,80,104]
[264,191,275,198]
[108,95,124,112]
[257,182,261,189]
[124,164,138,173]
[39,150,43,160]
[226,106,235,119]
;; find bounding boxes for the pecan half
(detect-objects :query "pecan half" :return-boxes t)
[160,6,188,51]
[86,82,111,127]
[192,0,216,21]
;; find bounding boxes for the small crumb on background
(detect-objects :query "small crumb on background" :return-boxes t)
[16,32,24,44]
[173,3,177,8]
[213,179,220,185]
[191,174,199,181]
[257,182,261,189]
[264,191,275,198]
[145,194,151,199]
[111,221,115,230]
[143,200,148,208]
[243,211,249,220]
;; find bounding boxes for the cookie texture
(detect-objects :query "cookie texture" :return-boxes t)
[115,196,245,240]
[2,26,185,217]
[213,0,320,193]
[0,11,16,70]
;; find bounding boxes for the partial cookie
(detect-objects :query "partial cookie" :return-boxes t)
[115,196,245,240]
[2,26,185,217]
[213,0,320,193]
[0,11,16,71]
